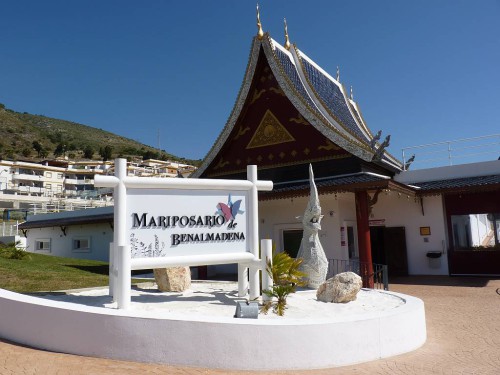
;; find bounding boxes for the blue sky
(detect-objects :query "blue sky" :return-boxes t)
[1,1,499,165]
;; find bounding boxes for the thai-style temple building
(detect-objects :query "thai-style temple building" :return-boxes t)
[194,10,500,280]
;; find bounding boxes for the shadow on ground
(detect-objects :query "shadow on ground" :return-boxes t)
[389,275,497,287]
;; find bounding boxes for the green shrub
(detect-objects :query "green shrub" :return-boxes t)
[0,242,30,260]
[261,251,306,316]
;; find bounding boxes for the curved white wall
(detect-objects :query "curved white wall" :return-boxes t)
[0,288,426,370]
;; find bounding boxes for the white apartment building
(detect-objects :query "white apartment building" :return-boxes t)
[0,159,197,214]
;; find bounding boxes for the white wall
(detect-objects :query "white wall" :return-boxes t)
[259,193,354,261]
[26,223,113,261]
[370,193,448,275]
[259,191,449,276]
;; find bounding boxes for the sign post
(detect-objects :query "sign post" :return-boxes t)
[95,159,273,309]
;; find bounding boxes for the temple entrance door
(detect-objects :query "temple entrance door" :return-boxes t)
[370,227,386,265]
[384,227,408,276]
[370,226,408,276]
[282,229,303,258]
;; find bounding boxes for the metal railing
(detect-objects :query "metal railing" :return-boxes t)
[27,200,110,215]
[1,221,19,237]
[327,258,389,290]
[401,133,500,170]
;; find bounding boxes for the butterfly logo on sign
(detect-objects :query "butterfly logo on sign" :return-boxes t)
[216,194,244,229]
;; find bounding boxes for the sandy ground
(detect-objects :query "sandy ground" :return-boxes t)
[1,276,500,374]
[35,281,404,321]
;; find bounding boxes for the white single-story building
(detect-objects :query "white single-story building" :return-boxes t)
[19,207,113,262]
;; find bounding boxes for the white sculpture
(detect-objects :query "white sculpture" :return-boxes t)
[296,164,328,289]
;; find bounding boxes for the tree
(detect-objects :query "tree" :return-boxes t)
[53,143,66,157]
[32,141,43,157]
[40,149,49,158]
[48,131,63,144]
[99,145,113,161]
[22,148,32,157]
[142,150,159,160]
[83,145,94,159]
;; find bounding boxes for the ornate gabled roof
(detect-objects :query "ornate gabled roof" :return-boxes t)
[295,50,372,143]
[291,46,402,170]
[193,31,403,180]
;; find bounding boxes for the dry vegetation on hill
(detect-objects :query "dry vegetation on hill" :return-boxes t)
[0,103,200,165]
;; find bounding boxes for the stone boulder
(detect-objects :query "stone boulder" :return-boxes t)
[154,266,191,292]
[316,272,362,303]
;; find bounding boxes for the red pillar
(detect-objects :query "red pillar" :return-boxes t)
[355,191,374,288]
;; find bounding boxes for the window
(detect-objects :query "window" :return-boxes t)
[46,172,52,178]
[451,213,500,251]
[45,183,52,189]
[57,173,63,179]
[347,226,358,259]
[35,239,51,252]
[343,221,359,259]
[73,237,91,252]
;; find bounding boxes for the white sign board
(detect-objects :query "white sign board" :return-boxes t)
[94,159,273,309]
[127,189,248,258]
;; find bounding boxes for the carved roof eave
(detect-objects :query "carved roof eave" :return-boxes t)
[192,36,263,178]
[380,152,404,171]
[349,99,403,170]
[348,98,373,138]
[259,179,416,202]
[263,38,374,162]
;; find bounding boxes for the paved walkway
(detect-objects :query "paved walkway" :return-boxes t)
[1,276,500,374]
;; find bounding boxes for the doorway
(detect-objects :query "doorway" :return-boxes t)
[370,226,408,276]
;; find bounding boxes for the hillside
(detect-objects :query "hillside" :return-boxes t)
[0,103,200,165]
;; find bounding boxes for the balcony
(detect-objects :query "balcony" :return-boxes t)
[65,178,94,185]
[16,186,46,194]
[12,173,44,182]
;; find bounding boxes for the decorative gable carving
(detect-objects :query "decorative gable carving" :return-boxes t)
[246,109,296,149]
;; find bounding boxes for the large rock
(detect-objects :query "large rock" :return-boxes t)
[154,266,191,292]
[316,272,362,303]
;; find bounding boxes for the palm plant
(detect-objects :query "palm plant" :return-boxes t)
[261,251,306,316]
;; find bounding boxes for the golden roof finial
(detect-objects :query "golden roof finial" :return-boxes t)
[256,3,264,40]
[284,18,291,50]
[336,66,340,81]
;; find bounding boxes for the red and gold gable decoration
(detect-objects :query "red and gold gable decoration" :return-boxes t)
[205,53,350,177]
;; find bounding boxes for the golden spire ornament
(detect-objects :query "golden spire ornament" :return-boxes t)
[256,3,264,40]
[284,18,291,50]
